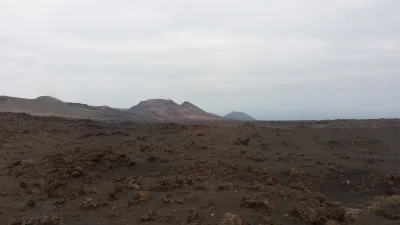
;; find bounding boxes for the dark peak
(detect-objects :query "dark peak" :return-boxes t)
[180,101,205,111]
[35,96,63,102]
[181,101,195,107]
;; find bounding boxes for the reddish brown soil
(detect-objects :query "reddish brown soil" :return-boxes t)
[0,112,399,225]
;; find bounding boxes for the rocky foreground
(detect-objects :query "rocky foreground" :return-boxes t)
[0,113,399,225]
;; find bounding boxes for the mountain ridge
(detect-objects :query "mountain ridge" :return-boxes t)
[128,99,225,121]
[0,95,151,121]
[0,95,230,122]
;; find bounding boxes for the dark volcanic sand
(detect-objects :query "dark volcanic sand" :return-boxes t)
[0,112,399,225]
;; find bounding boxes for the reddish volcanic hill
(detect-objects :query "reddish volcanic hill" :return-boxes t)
[128,99,225,121]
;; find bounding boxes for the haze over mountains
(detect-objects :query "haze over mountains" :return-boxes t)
[0,95,255,122]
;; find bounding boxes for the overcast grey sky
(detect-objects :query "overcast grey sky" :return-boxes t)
[1,0,399,120]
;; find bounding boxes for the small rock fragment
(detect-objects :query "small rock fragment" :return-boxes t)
[234,138,250,146]
[134,191,149,203]
[324,221,339,225]
[266,177,276,185]
[219,213,242,225]
[26,200,36,208]
[87,188,100,194]
[80,197,107,209]
[108,212,119,219]
[187,211,199,223]
[20,181,28,189]
[140,210,158,223]
[40,214,62,224]
[7,219,22,225]
[240,196,274,214]
[292,206,320,224]
[22,218,35,225]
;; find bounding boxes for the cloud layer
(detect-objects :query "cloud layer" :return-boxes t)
[1,0,399,119]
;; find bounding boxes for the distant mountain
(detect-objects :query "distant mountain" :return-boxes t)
[0,95,229,122]
[224,111,256,121]
[128,99,225,121]
[0,95,150,121]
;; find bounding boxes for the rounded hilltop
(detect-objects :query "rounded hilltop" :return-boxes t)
[35,96,63,102]
[224,111,257,121]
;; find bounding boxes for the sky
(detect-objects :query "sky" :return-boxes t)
[1,0,399,120]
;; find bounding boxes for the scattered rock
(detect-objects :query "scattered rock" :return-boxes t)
[43,149,135,181]
[87,188,100,194]
[324,221,339,225]
[251,182,264,191]
[12,160,22,167]
[146,156,159,162]
[194,183,216,192]
[108,212,119,219]
[292,196,349,224]
[8,215,62,225]
[218,183,234,191]
[187,211,200,223]
[54,199,66,205]
[149,177,193,191]
[26,200,36,208]
[22,218,35,225]
[40,214,62,224]
[315,161,324,165]
[134,191,149,203]
[20,181,28,189]
[7,219,22,225]
[140,210,158,223]
[266,177,277,185]
[365,157,375,164]
[292,206,320,224]
[240,196,274,214]
[234,138,250,146]
[218,213,242,225]
[80,197,107,209]
[162,195,172,204]
[345,207,363,218]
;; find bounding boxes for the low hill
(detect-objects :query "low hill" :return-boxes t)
[224,111,256,121]
[0,96,149,121]
[128,99,225,121]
